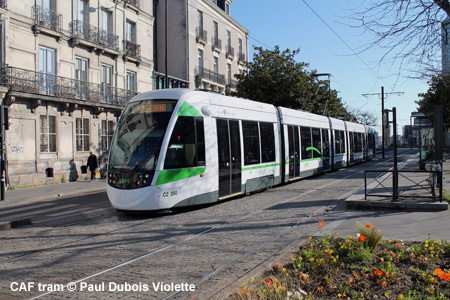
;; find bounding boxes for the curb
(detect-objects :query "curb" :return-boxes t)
[0,218,32,231]
[345,199,449,211]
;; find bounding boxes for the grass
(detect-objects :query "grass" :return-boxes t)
[230,222,450,299]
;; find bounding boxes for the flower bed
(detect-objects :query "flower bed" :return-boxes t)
[231,222,450,299]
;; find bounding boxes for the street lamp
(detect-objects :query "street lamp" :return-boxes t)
[313,73,331,116]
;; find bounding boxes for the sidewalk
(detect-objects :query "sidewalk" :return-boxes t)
[0,179,107,208]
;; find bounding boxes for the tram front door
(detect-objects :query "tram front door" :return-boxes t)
[217,119,242,198]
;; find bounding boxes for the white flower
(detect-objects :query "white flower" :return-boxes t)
[406,247,411,252]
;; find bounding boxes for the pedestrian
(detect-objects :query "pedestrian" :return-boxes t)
[425,144,435,161]
[86,151,98,181]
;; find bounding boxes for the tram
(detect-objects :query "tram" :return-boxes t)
[106,89,376,211]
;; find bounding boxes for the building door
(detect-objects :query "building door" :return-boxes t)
[288,125,300,179]
[217,119,242,198]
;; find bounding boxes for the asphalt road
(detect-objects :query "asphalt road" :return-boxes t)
[0,150,418,300]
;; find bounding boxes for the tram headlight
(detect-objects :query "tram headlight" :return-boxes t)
[136,179,142,186]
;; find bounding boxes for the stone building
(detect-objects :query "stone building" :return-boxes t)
[0,0,154,187]
[153,0,249,94]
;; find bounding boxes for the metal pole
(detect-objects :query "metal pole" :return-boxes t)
[410,116,412,150]
[165,0,169,89]
[381,86,385,159]
[0,103,4,201]
[392,107,398,201]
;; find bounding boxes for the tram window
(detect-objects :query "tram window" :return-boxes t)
[322,129,329,157]
[340,131,346,154]
[260,122,276,163]
[164,116,205,169]
[349,132,355,154]
[334,130,341,154]
[300,126,312,160]
[243,121,260,165]
[312,128,322,158]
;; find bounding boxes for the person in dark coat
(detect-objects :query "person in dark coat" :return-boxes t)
[86,151,98,181]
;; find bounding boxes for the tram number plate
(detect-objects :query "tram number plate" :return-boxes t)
[162,191,178,197]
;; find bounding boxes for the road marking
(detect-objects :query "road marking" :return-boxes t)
[0,202,55,216]
[0,204,78,221]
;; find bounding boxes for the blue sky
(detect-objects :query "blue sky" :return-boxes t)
[230,0,432,135]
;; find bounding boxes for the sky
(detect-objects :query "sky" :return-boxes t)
[230,0,433,136]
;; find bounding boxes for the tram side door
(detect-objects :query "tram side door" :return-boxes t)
[288,125,300,179]
[217,119,242,198]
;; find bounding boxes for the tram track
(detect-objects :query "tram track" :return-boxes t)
[3,150,416,300]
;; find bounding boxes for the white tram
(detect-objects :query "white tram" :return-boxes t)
[107,89,376,211]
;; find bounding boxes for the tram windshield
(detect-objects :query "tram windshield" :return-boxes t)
[109,100,176,171]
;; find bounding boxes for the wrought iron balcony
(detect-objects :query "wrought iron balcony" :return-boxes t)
[212,36,222,52]
[226,45,234,59]
[0,64,8,86]
[195,66,225,85]
[196,27,207,45]
[32,5,63,33]
[6,66,136,107]
[69,20,119,52]
[0,0,6,9]
[122,40,141,60]
[115,0,140,8]
[238,52,246,64]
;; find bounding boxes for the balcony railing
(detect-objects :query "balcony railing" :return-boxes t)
[122,40,141,60]
[6,66,136,106]
[115,0,140,8]
[212,36,222,52]
[0,0,6,9]
[226,45,234,59]
[32,5,63,33]
[238,52,246,64]
[195,66,225,85]
[70,20,119,51]
[196,27,207,44]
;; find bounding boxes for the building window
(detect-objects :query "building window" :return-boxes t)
[76,117,90,152]
[75,56,88,100]
[225,2,230,15]
[197,10,203,30]
[100,9,112,44]
[101,64,113,103]
[227,63,231,84]
[40,115,56,153]
[213,56,218,74]
[213,21,218,39]
[238,38,243,53]
[39,46,55,95]
[126,70,137,92]
[76,0,88,23]
[126,20,136,42]
[100,120,114,151]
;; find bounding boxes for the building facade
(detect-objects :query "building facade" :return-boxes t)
[0,0,154,187]
[154,0,249,94]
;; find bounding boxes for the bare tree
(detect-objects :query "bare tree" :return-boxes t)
[347,107,378,126]
[350,0,450,77]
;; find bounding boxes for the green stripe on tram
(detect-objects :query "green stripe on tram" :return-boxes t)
[156,167,206,185]
[177,102,202,117]
[242,163,280,171]
[306,146,322,156]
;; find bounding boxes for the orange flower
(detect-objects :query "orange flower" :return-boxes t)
[319,223,325,227]
[435,268,450,280]
[319,220,324,223]
[358,235,366,243]
[318,286,324,293]
[366,224,371,228]
[375,269,384,277]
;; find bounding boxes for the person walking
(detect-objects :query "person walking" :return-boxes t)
[86,151,98,181]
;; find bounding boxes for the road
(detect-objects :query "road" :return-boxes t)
[0,150,417,300]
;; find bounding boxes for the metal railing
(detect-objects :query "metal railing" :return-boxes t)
[69,20,119,51]
[122,40,141,60]
[196,27,207,44]
[125,0,140,8]
[0,0,6,9]
[238,52,246,63]
[32,5,63,33]
[226,45,234,59]
[195,66,225,85]
[212,36,222,51]
[6,66,136,106]
[364,169,443,201]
